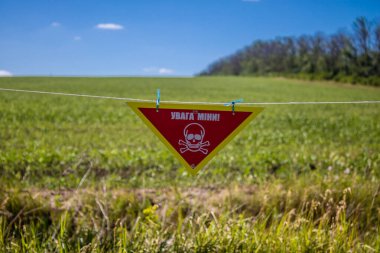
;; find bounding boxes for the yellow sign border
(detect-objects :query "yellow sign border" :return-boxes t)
[127,102,263,175]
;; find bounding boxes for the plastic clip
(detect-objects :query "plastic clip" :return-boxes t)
[225,99,243,115]
[156,89,160,112]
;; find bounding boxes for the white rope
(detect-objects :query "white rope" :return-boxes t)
[241,101,380,105]
[0,87,153,102]
[1,87,380,105]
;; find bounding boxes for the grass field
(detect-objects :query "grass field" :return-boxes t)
[0,76,379,252]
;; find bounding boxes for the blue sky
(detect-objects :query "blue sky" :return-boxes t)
[0,0,379,76]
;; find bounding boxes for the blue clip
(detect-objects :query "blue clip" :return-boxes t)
[156,89,160,112]
[225,99,243,115]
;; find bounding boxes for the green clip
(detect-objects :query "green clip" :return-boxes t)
[225,99,243,115]
[156,89,160,112]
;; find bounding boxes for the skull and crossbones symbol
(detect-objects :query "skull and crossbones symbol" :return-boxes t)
[178,123,210,154]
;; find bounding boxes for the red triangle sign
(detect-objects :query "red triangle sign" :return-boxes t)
[128,102,263,174]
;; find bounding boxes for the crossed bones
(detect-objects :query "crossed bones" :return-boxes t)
[178,139,210,154]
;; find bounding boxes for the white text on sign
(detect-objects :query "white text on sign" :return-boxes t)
[170,112,220,122]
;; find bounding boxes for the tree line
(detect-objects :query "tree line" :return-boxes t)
[200,17,380,86]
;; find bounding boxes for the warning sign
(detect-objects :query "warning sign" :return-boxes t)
[127,102,263,174]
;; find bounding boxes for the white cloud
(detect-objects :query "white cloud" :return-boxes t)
[0,70,13,77]
[95,23,124,30]
[74,36,82,41]
[51,22,61,27]
[158,68,174,74]
[143,67,157,73]
[143,67,175,75]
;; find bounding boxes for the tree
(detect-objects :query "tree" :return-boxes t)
[352,17,372,55]
[352,17,372,77]
[200,17,379,86]
[374,22,380,75]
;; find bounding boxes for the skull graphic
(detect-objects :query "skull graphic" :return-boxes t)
[178,123,210,154]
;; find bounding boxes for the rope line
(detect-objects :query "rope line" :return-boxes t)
[1,87,380,105]
[0,87,152,102]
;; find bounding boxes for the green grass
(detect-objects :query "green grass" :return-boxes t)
[0,76,379,252]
